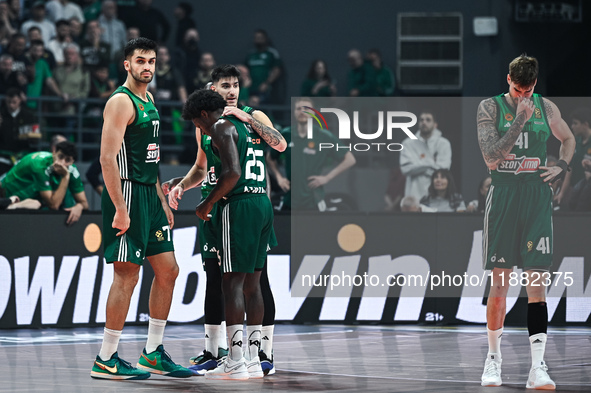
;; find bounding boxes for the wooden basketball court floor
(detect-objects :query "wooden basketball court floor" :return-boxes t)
[0,324,589,392]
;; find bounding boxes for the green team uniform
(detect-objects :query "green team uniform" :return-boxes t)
[483,93,553,270]
[271,125,347,210]
[102,86,174,265]
[0,152,84,206]
[204,114,273,273]
[245,48,281,94]
[198,105,277,263]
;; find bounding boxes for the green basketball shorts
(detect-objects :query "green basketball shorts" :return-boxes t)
[102,180,174,265]
[218,194,273,274]
[483,180,553,271]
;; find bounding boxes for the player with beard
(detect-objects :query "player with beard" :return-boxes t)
[90,37,192,380]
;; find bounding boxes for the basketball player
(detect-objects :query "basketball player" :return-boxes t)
[163,65,284,376]
[90,37,192,380]
[477,54,575,390]
[180,88,274,379]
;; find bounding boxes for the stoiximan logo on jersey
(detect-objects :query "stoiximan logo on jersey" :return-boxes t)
[304,106,418,152]
[145,143,160,163]
[497,153,540,174]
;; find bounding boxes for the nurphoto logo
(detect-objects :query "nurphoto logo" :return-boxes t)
[304,106,418,152]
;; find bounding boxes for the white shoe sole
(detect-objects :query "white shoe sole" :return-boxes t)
[526,383,556,390]
[204,371,249,380]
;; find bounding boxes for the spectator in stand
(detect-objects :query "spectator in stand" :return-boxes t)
[268,97,356,211]
[153,45,187,103]
[400,195,436,213]
[47,19,73,66]
[347,48,377,96]
[79,19,111,71]
[568,157,591,211]
[25,26,57,69]
[173,2,195,49]
[384,166,406,212]
[0,88,40,174]
[0,195,42,210]
[367,48,395,96]
[45,0,84,24]
[0,0,17,49]
[300,59,336,97]
[466,175,492,213]
[0,54,27,95]
[4,0,20,31]
[82,0,102,22]
[25,39,66,109]
[122,0,169,43]
[0,140,89,224]
[245,29,282,104]
[20,1,56,46]
[400,111,452,201]
[68,16,83,44]
[236,64,251,107]
[6,33,33,82]
[98,0,126,61]
[85,62,115,127]
[555,108,591,208]
[112,26,139,84]
[420,169,466,212]
[187,51,214,93]
[175,27,200,90]
[89,62,115,99]
[152,44,187,146]
[53,43,90,116]
[85,157,103,195]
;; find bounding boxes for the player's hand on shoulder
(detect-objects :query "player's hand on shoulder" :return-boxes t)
[223,106,251,122]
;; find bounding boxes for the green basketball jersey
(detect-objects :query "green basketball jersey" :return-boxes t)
[491,93,551,183]
[203,114,267,198]
[109,86,161,185]
[0,151,83,202]
[200,105,255,198]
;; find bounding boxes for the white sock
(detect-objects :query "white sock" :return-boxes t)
[218,321,228,351]
[204,324,219,354]
[99,328,121,361]
[227,324,243,361]
[529,333,547,367]
[145,317,166,353]
[261,325,274,356]
[246,325,262,361]
[487,326,503,359]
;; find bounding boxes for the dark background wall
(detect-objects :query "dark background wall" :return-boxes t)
[152,0,591,201]
[155,0,591,98]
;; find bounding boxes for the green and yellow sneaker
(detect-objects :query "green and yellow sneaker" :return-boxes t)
[90,352,151,380]
[137,345,193,378]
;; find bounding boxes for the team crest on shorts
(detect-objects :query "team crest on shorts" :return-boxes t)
[527,241,533,252]
[155,230,165,241]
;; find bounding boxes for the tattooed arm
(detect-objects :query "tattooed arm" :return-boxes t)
[477,97,534,170]
[221,106,287,152]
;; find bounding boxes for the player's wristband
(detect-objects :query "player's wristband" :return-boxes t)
[556,159,571,173]
[550,159,570,185]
